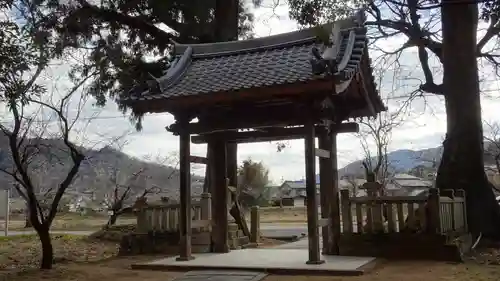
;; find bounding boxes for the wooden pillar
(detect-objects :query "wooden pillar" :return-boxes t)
[176,117,194,261]
[210,140,229,253]
[304,119,324,264]
[330,132,341,254]
[227,143,238,188]
[318,130,340,255]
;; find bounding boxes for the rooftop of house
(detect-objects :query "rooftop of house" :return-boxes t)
[390,173,433,188]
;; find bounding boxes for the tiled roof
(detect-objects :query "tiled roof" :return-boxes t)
[124,10,379,109]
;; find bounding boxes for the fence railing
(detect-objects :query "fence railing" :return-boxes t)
[136,193,211,233]
[339,188,467,234]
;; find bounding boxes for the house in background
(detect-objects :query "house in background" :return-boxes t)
[278,173,432,206]
[385,173,432,196]
[338,178,367,196]
[264,185,281,201]
[279,180,320,207]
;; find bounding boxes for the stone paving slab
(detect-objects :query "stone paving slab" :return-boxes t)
[131,249,376,276]
[172,270,267,281]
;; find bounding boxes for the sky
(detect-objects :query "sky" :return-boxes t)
[7,1,500,184]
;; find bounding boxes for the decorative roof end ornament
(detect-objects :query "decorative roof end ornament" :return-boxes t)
[310,21,342,76]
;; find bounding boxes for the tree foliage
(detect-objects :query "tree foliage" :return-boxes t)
[237,158,270,206]
[36,0,255,129]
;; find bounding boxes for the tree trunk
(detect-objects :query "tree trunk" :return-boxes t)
[107,212,118,227]
[437,0,500,237]
[36,226,54,269]
[24,216,32,228]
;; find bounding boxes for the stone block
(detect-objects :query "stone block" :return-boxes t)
[228,230,238,238]
[239,236,249,245]
[228,223,239,231]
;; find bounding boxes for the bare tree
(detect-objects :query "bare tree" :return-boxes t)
[358,94,406,187]
[90,152,179,227]
[0,77,99,270]
[343,175,361,196]
[0,2,119,267]
[484,121,500,174]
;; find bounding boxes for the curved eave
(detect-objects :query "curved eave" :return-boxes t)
[121,77,337,115]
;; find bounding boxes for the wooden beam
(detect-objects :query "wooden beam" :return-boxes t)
[315,148,330,159]
[169,116,306,136]
[191,123,359,144]
[190,155,208,165]
[304,119,324,265]
[167,102,345,135]
[176,118,194,261]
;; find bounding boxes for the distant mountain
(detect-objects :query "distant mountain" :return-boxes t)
[339,147,444,177]
[0,134,204,201]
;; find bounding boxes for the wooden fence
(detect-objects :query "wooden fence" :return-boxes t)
[339,188,467,234]
[136,193,211,233]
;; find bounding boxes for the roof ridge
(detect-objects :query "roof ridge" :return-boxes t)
[172,10,365,59]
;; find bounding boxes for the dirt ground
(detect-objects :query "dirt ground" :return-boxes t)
[2,234,500,281]
[258,207,307,223]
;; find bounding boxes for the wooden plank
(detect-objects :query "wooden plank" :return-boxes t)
[189,155,208,164]
[439,197,464,203]
[304,119,323,264]
[315,148,330,159]
[372,202,384,232]
[450,190,456,231]
[177,117,194,261]
[427,188,441,233]
[355,203,364,233]
[418,202,427,231]
[365,204,373,233]
[396,203,404,232]
[407,203,415,230]
[340,190,353,233]
[349,195,428,204]
[190,123,360,144]
[191,220,212,228]
[386,203,396,232]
